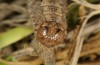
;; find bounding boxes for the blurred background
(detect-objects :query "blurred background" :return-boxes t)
[0,0,100,65]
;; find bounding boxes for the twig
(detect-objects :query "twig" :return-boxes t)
[78,62,100,65]
[71,11,100,65]
[0,18,27,26]
[83,20,100,36]
[73,0,100,10]
[11,47,37,59]
[0,3,27,21]
[0,58,41,65]
[1,58,100,65]
[13,0,27,5]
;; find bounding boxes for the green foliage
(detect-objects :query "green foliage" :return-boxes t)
[0,62,6,65]
[4,55,17,62]
[67,0,99,31]
[0,26,33,49]
[87,0,100,3]
[67,3,79,30]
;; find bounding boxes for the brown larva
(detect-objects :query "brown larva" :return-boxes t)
[36,21,66,47]
[35,0,67,47]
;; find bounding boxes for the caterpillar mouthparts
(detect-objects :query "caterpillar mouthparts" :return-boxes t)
[35,0,67,47]
[36,21,66,47]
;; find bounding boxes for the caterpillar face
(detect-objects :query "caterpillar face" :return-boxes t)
[34,0,67,47]
[36,22,66,47]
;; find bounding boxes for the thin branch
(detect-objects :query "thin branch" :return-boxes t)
[11,47,37,59]
[71,11,100,65]
[0,4,27,21]
[73,0,100,10]
[83,21,100,36]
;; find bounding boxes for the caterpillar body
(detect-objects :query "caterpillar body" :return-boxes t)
[35,0,67,47]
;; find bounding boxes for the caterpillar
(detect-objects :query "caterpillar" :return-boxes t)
[35,0,67,47]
